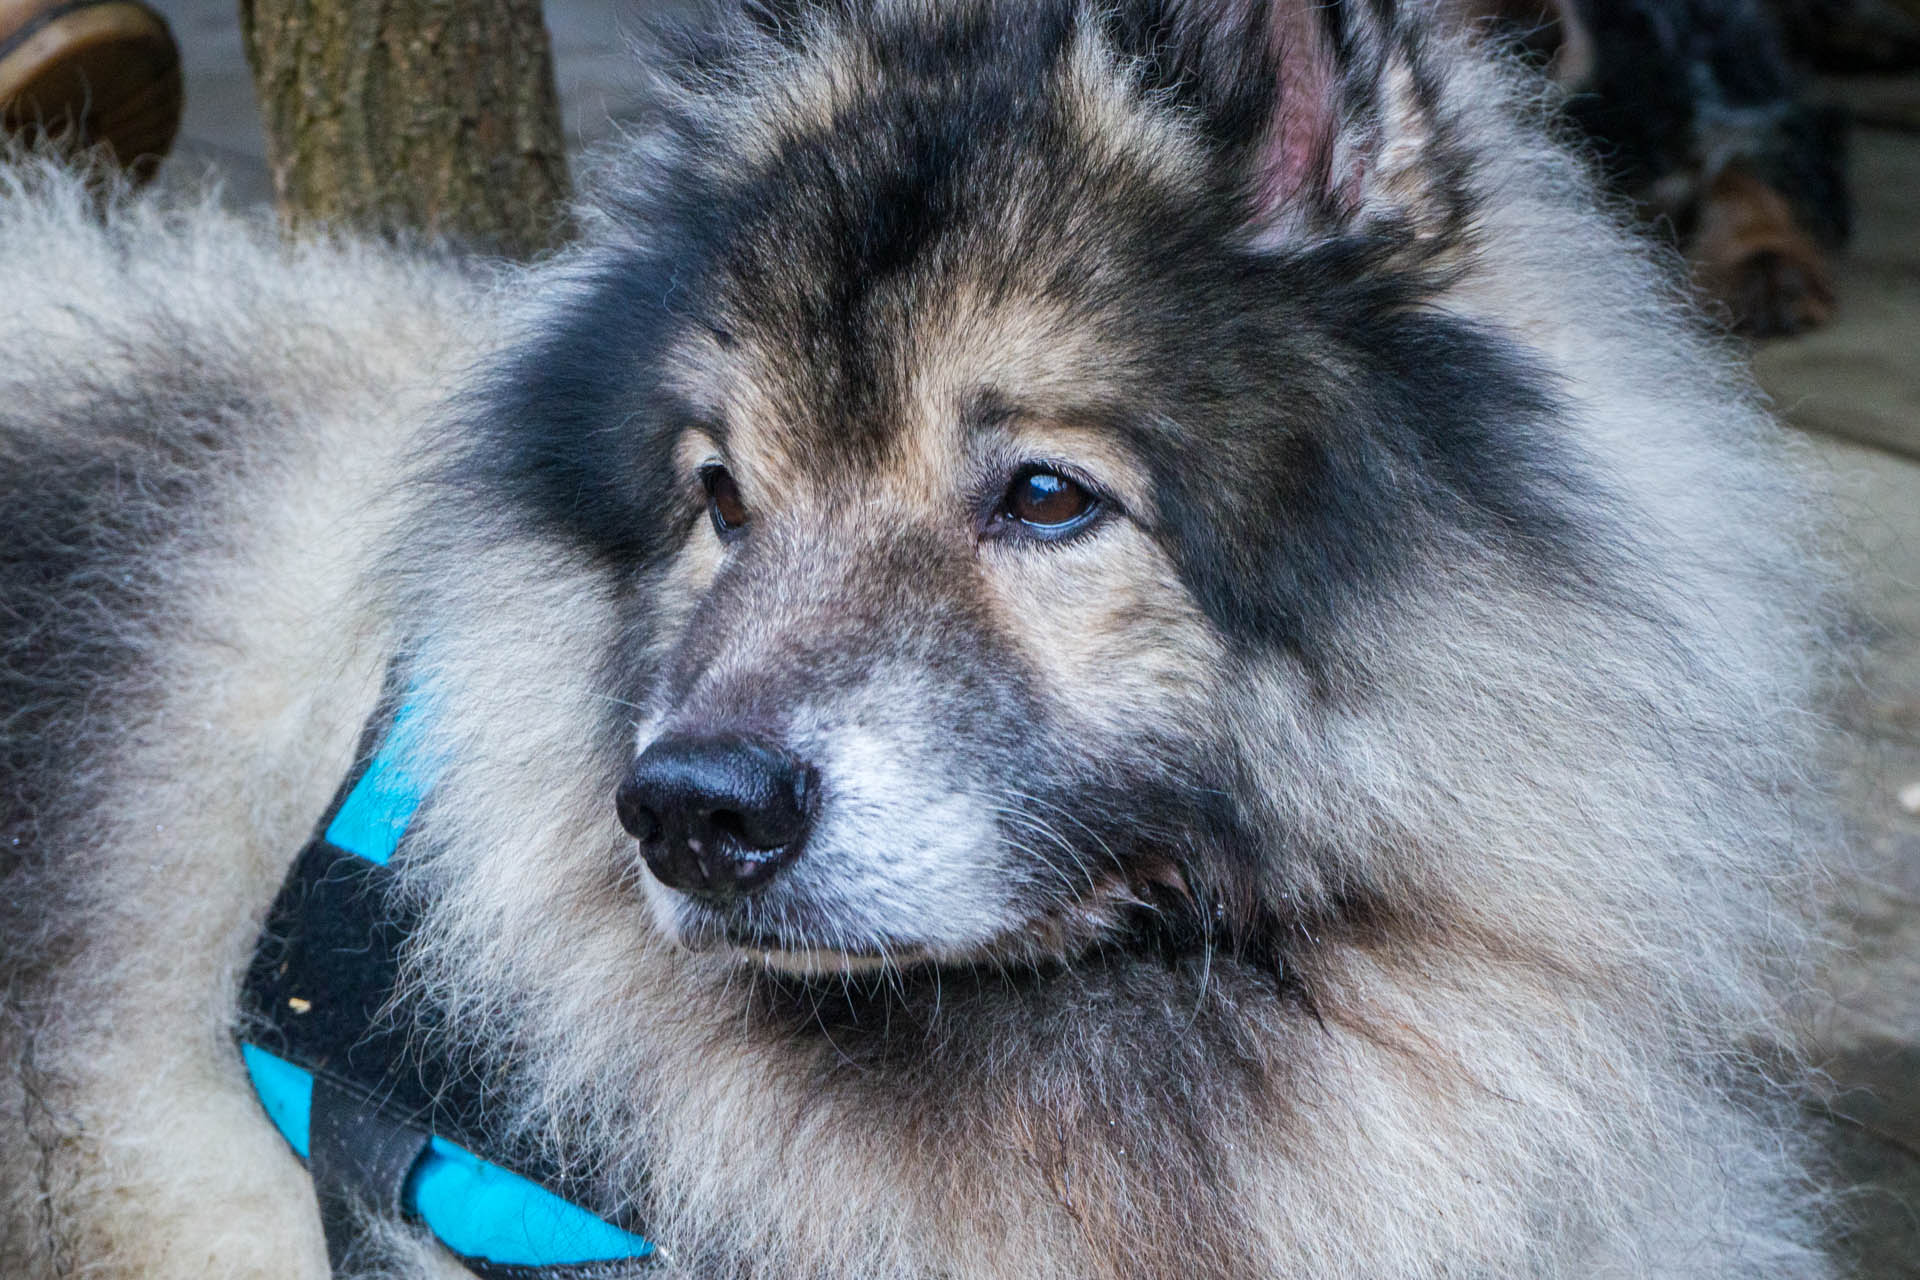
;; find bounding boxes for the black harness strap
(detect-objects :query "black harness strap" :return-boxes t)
[239,679,656,1275]
[308,1076,432,1271]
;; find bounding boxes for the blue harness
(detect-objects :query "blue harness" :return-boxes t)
[239,696,657,1277]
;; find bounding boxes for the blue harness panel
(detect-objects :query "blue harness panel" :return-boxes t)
[240,697,655,1274]
[322,700,435,865]
[242,1044,652,1269]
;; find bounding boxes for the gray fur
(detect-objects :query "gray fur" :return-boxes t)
[1,2,1844,1277]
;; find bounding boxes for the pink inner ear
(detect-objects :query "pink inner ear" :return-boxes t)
[1253,1,1348,224]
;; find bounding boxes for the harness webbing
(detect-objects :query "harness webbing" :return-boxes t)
[238,693,657,1277]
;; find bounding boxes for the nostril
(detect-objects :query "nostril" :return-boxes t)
[709,809,748,844]
[614,780,662,842]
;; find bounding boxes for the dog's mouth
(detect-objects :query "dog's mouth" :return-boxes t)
[724,932,927,976]
[740,944,916,975]
[661,858,1216,977]
[669,906,928,974]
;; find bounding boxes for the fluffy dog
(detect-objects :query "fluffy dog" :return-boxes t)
[0,1,1842,1276]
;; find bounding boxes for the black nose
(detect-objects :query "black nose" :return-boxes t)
[615,734,814,898]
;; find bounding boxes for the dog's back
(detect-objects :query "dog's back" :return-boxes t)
[0,162,493,1276]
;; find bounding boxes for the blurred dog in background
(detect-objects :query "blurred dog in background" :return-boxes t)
[1475,0,1850,335]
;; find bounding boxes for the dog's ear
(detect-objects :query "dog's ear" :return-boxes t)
[1105,0,1464,244]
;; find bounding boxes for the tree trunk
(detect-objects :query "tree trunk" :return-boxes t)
[238,0,569,257]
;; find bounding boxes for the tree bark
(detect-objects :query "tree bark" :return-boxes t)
[238,0,570,257]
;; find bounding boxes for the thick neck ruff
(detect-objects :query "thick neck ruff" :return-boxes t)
[238,688,658,1276]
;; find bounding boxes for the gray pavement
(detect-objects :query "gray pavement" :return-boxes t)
[125,3,1920,1274]
[1808,431,1920,1277]
[1758,81,1920,1280]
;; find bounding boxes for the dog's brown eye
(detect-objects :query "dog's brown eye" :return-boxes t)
[703,467,749,536]
[1003,469,1096,534]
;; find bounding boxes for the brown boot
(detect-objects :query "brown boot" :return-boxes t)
[0,0,182,181]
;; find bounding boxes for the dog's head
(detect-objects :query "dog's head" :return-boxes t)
[464,0,1586,979]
